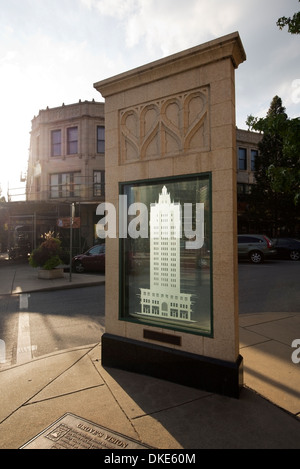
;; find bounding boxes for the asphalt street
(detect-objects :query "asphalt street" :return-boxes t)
[238,259,300,314]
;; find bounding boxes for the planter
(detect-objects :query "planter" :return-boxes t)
[38,268,65,279]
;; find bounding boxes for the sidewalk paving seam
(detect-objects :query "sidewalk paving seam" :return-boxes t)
[244,367,300,403]
[131,393,215,421]
[0,343,98,373]
[241,325,298,349]
[23,384,105,406]
[8,346,97,408]
[240,313,297,325]
[0,346,98,427]
[95,363,144,443]
[243,384,300,421]
[240,337,272,349]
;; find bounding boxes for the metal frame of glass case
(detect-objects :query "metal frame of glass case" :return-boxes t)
[119,173,213,337]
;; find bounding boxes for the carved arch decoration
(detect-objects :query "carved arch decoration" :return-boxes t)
[119,87,210,164]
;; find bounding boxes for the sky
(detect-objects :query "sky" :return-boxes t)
[0,0,299,199]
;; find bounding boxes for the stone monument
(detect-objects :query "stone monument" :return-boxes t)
[94,32,246,398]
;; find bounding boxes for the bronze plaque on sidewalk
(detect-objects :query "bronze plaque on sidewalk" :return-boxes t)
[20,413,152,449]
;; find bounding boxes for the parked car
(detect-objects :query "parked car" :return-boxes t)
[238,234,277,264]
[72,244,105,273]
[272,238,300,261]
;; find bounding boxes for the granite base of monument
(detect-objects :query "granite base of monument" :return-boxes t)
[102,333,243,399]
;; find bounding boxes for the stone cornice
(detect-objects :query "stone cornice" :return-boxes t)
[94,32,246,98]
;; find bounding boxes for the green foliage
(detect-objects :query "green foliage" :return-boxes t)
[277,1,300,34]
[247,97,300,205]
[246,96,300,234]
[29,236,63,270]
[267,164,300,205]
[42,255,63,270]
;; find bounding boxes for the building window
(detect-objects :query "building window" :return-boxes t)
[51,130,61,156]
[93,170,105,197]
[67,127,78,155]
[238,147,247,170]
[36,176,41,193]
[50,172,81,198]
[251,149,258,171]
[97,126,105,153]
[237,183,251,195]
[36,136,40,161]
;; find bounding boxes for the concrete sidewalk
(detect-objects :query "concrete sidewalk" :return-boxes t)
[0,257,104,295]
[0,260,299,449]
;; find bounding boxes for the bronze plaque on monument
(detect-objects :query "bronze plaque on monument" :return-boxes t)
[20,413,152,449]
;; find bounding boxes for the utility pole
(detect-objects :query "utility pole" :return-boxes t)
[69,203,75,282]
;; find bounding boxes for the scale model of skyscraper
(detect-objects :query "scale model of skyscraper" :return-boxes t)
[139,186,193,322]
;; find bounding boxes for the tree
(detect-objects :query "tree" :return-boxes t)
[246,96,300,236]
[277,1,300,34]
[267,117,300,206]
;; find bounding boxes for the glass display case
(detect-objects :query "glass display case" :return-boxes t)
[119,173,212,336]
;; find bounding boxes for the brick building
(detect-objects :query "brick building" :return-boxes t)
[6,103,262,256]
[236,128,262,233]
[8,100,106,255]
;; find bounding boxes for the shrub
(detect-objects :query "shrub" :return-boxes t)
[29,237,63,270]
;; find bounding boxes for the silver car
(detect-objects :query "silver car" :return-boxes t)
[238,234,277,264]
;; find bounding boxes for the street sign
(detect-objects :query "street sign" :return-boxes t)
[57,217,80,228]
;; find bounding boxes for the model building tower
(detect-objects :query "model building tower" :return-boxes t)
[139,186,192,321]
